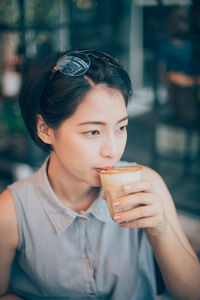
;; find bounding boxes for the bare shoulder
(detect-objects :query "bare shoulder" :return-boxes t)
[0,188,19,249]
[0,189,19,295]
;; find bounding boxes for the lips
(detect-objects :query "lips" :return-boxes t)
[95,166,114,173]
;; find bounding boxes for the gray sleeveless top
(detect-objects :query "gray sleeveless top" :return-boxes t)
[8,158,157,300]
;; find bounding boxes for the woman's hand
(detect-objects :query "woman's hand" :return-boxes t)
[102,166,200,298]
[110,178,169,236]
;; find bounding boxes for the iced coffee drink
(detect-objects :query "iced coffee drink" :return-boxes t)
[100,165,142,217]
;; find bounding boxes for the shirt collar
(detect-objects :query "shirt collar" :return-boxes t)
[87,193,113,223]
[35,157,113,235]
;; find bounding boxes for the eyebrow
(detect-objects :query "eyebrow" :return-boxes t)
[78,115,129,126]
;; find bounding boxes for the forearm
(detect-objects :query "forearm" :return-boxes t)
[148,223,200,300]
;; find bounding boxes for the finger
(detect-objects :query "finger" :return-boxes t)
[113,192,159,213]
[122,180,152,195]
[113,203,160,223]
[119,216,160,229]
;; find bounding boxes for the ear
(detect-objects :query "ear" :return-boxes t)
[36,114,53,145]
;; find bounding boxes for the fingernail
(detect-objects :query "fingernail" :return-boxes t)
[113,201,120,207]
[123,185,131,192]
[113,214,121,222]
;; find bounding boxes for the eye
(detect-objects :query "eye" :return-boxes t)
[116,125,127,134]
[88,130,99,136]
[83,130,100,137]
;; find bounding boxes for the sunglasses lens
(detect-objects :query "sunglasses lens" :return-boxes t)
[56,54,90,76]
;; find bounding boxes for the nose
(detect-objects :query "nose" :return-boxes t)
[100,135,118,159]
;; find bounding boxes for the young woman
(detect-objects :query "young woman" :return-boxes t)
[0,50,199,300]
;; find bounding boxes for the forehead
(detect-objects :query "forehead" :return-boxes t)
[72,85,127,122]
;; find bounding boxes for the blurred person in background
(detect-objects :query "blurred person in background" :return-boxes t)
[0,49,200,300]
[158,6,200,124]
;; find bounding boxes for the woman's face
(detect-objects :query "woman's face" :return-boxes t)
[48,85,128,187]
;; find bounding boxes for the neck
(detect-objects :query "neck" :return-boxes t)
[47,156,99,212]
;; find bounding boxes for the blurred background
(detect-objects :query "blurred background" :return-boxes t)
[0,0,199,298]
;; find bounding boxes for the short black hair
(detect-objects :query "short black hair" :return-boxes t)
[19,49,132,152]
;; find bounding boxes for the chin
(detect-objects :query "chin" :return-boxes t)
[93,182,102,187]
[90,176,102,187]
[91,179,101,187]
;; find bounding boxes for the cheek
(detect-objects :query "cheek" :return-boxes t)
[71,139,98,160]
[117,136,127,159]
[120,133,127,151]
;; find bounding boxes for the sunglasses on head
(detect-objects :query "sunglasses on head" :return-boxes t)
[52,50,121,77]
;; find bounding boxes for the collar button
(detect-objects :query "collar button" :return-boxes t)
[79,216,87,220]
